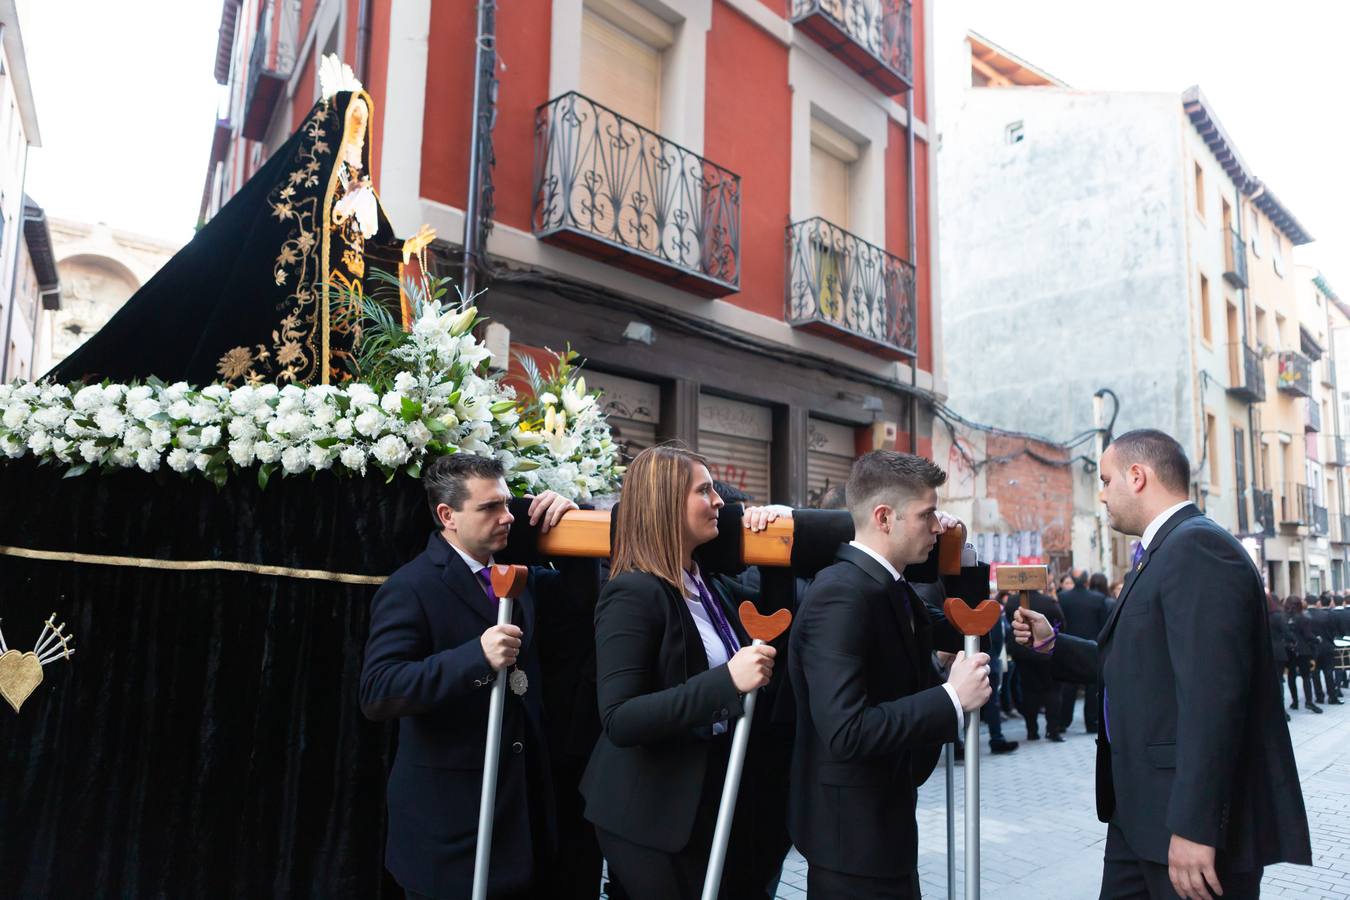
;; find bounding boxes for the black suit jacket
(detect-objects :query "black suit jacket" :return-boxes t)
[787,544,963,879]
[359,533,557,898]
[1059,586,1110,641]
[1046,505,1311,869]
[1290,611,1319,658]
[579,570,750,853]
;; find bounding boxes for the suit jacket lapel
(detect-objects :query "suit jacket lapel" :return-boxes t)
[433,535,501,628]
[897,580,928,681]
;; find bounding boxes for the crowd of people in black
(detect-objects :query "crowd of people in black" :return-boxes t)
[1268,590,1350,714]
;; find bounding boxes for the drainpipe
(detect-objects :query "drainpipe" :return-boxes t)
[905,83,918,453]
[461,0,497,300]
[354,0,373,85]
[1,137,31,382]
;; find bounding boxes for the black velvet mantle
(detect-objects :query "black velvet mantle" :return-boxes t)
[0,459,434,898]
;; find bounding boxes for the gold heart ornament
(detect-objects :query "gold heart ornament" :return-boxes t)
[0,649,44,713]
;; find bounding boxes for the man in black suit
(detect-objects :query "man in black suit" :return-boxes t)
[1008,588,1066,741]
[1334,595,1350,689]
[789,450,992,899]
[1013,429,1311,900]
[359,454,580,900]
[1056,570,1109,733]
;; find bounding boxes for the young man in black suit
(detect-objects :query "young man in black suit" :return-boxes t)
[1056,570,1109,733]
[359,454,580,900]
[1013,429,1311,900]
[788,450,992,899]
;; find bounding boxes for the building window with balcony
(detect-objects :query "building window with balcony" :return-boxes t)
[580,1,669,131]
[1249,206,1262,257]
[1199,273,1212,344]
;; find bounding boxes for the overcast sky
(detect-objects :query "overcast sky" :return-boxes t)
[953,0,1347,291]
[15,0,1346,291]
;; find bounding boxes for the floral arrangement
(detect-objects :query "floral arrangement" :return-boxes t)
[511,347,624,501]
[0,274,623,501]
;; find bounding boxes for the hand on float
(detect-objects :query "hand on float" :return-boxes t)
[526,490,578,532]
[742,504,793,533]
[1012,607,1054,649]
[935,510,961,533]
[480,624,523,671]
[727,643,776,692]
[948,650,993,712]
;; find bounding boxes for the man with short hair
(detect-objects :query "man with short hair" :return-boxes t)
[1013,429,1310,900]
[1309,595,1344,704]
[359,453,580,900]
[789,450,992,899]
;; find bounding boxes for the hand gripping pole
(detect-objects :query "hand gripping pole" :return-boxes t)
[470,564,530,900]
[699,602,793,900]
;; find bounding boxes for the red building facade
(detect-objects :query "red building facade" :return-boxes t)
[206,0,941,505]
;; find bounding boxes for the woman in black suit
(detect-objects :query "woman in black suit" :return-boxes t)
[580,445,777,900]
[1285,596,1322,714]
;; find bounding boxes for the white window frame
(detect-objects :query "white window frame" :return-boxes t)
[550,0,710,153]
[789,46,887,246]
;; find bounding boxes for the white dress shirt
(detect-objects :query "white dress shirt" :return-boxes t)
[1141,500,1195,550]
[446,537,492,581]
[848,541,965,730]
[683,563,739,733]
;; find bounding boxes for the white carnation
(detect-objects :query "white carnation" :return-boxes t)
[346,383,378,407]
[129,398,162,421]
[93,408,127,437]
[26,430,50,454]
[136,448,161,473]
[72,385,106,412]
[307,444,334,470]
[200,425,223,447]
[372,434,409,466]
[125,385,154,404]
[254,441,281,464]
[280,446,309,474]
[334,419,354,440]
[167,448,193,473]
[79,440,104,464]
[2,403,27,429]
[380,391,405,415]
[339,445,366,471]
[228,417,258,441]
[110,447,136,467]
[354,409,384,437]
[228,440,256,467]
[0,435,24,458]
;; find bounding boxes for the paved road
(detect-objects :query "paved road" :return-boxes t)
[774,693,1350,899]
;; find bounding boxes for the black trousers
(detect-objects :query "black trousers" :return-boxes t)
[596,738,733,900]
[1058,681,1100,732]
[1314,651,1339,700]
[1100,823,1261,899]
[1019,680,1063,736]
[1287,655,1316,705]
[542,753,603,899]
[807,865,922,899]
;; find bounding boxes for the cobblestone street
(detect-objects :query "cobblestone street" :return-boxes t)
[774,695,1350,899]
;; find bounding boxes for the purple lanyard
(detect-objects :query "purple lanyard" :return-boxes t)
[690,573,741,661]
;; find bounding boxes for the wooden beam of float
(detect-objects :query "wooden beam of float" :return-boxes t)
[536,510,965,572]
[995,564,1049,610]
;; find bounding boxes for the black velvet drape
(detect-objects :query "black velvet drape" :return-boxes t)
[0,459,432,898]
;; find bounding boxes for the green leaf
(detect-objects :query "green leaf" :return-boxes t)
[490,400,517,414]
[313,436,341,449]
[404,461,422,478]
[210,467,228,488]
[62,463,90,479]
[425,416,448,434]
[400,396,423,422]
[512,460,541,472]
[258,462,277,490]
[146,375,167,390]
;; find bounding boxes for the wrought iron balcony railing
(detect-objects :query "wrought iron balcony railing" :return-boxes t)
[1280,482,1313,527]
[532,92,741,298]
[1306,400,1322,433]
[243,0,300,141]
[1254,488,1275,537]
[790,0,913,94]
[1225,342,1265,403]
[1314,504,1330,536]
[786,217,917,359]
[1277,350,1312,398]
[1223,227,1248,288]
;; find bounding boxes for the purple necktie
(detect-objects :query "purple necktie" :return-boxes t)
[476,568,498,602]
[1131,542,1145,568]
[692,575,741,662]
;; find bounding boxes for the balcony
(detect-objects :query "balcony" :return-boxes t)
[1223,227,1248,288]
[242,0,300,141]
[1314,504,1330,536]
[1277,350,1312,398]
[790,0,913,94]
[1254,489,1275,537]
[1306,401,1322,433]
[1225,342,1265,403]
[532,92,741,298]
[1340,514,1350,544]
[1280,482,1313,527]
[785,217,917,359]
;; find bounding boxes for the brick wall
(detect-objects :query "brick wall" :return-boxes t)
[984,434,1074,555]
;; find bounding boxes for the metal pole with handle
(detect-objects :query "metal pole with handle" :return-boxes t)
[700,602,792,900]
[471,564,529,900]
[963,633,981,900]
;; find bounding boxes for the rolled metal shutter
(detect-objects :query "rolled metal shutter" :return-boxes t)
[807,418,856,506]
[698,395,773,503]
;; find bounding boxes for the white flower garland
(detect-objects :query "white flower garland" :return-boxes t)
[0,299,622,501]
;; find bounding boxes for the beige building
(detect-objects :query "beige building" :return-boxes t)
[33,219,181,376]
